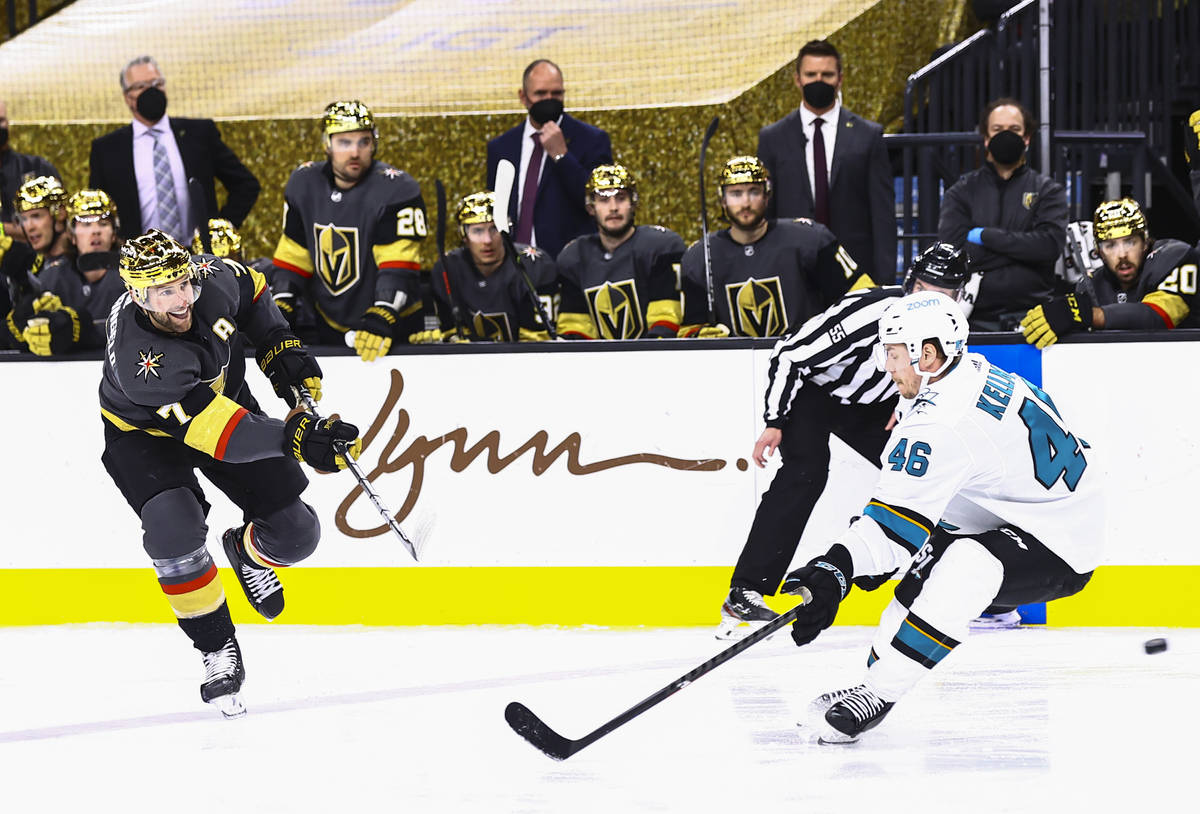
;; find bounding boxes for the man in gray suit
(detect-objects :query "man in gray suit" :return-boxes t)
[757,40,895,284]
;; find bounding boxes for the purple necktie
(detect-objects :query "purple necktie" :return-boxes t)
[515,131,543,245]
[812,117,830,226]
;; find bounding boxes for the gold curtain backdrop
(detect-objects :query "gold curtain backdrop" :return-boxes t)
[2,0,973,262]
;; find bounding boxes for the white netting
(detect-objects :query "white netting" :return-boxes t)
[0,0,874,123]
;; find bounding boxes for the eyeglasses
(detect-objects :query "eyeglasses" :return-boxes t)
[125,78,165,95]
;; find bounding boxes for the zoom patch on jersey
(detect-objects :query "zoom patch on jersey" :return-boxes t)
[314,223,361,296]
[727,276,786,337]
[135,348,165,380]
[587,279,643,339]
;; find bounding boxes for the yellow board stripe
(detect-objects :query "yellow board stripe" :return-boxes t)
[0,565,1198,627]
[182,394,245,458]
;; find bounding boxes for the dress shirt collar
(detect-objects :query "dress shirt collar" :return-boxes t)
[799,98,841,130]
[132,113,173,139]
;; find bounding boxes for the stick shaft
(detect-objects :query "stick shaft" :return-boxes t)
[507,589,809,759]
[698,116,720,324]
[295,388,419,561]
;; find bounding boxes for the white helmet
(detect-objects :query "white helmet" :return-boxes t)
[875,291,969,378]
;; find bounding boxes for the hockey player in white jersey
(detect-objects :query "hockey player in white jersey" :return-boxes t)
[781,291,1103,743]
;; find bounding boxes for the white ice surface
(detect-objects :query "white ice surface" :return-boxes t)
[1,624,1195,812]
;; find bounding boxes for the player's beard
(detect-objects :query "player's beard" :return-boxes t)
[333,157,370,187]
[598,211,634,241]
[731,206,766,231]
[148,305,193,334]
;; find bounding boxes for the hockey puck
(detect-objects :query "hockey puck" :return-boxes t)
[1144,637,1168,654]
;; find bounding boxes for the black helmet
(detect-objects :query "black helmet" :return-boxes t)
[903,242,969,294]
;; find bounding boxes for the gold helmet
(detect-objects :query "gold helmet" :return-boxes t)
[718,155,771,193]
[66,189,117,224]
[15,175,67,215]
[119,228,194,291]
[322,100,378,140]
[1093,198,1147,242]
[456,191,497,238]
[191,218,242,257]
[585,164,638,205]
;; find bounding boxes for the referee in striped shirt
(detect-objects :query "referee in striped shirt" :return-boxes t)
[717,243,971,639]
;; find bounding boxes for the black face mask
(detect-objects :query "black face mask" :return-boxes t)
[987,129,1026,165]
[802,80,837,110]
[78,250,119,273]
[136,86,168,122]
[0,126,8,149]
[527,98,564,127]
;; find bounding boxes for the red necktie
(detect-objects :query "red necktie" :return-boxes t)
[515,131,543,245]
[812,117,830,226]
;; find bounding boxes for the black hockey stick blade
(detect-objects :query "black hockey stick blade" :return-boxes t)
[504,587,811,761]
[505,701,576,761]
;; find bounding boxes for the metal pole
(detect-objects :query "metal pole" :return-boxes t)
[1038,0,1052,172]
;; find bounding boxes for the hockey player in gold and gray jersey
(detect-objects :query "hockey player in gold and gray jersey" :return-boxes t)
[2,175,73,349]
[556,164,684,339]
[678,156,871,339]
[10,189,126,355]
[271,100,427,360]
[412,191,556,343]
[100,229,361,717]
[1021,198,1200,347]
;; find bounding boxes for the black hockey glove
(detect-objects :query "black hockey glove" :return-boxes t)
[283,411,362,473]
[1020,289,1094,349]
[781,544,853,647]
[355,303,398,362]
[257,331,323,408]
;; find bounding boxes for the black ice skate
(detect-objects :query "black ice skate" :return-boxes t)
[201,637,247,719]
[222,526,284,620]
[820,684,894,744]
[716,587,778,640]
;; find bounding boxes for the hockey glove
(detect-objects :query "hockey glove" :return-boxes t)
[408,327,469,344]
[781,544,853,647]
[22,294,81,356]
[696,323,731,338]
[1020,289,1094,349]
[256,331,323,408]
[1185,109,1200,167]
[355,303,398,361]
[283,411,362,473]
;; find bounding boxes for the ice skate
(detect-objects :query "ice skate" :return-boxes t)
[222,525,284,620]
[200,637,246,719]
[716,587,777,640]
[820,684,893,744]
[805,684,866,720]
[970,609,1022,630]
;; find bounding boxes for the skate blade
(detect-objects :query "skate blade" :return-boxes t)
[714,617,772,641]
[817,723,859,745]
[208,693,247,719]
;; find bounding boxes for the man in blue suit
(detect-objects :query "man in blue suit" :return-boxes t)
[486,59,612,259]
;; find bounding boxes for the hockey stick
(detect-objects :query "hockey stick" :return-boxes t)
[493,158,558,340]
[435,179,473,341]
[505,587,812,760]
[293,385,419,562]
[187,177,211,254]
[698,115,720,324]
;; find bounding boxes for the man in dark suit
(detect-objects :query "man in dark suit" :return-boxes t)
[88,56,259,244]
[757,40,895,284]
[486,59,612,259]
